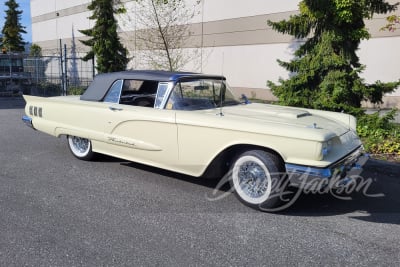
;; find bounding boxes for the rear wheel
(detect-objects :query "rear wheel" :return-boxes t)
[229,150,286,210]
[67,135,94,161]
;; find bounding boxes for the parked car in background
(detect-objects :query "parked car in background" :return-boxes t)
[22,70,366,210]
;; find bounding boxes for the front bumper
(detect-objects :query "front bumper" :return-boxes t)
[285,146,368,188]
[22,115,35,129]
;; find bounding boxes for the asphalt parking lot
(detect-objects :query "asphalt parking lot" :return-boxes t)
[1,97,400,266]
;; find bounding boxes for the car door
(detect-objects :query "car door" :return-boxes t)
[101,80,179,168]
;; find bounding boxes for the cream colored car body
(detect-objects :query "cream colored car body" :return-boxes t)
[22,71,363,179]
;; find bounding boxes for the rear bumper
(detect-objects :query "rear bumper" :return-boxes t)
[286,146,367,188]
[22,115,35,129]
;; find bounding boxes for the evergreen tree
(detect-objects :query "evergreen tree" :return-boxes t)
[79,0,128,73]
[29,44,42,57]
[1,0,27,52]
[267,0,400,115]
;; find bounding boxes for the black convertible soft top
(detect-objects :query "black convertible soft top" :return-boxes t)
[80,70,225,101]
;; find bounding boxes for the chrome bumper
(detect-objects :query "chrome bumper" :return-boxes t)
[22,115,35,129]
[286,146,368,187]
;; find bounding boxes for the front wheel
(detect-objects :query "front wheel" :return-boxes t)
[67,135,94,161]
[229,150,287,210]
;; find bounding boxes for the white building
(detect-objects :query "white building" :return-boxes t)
[30,0,400,107]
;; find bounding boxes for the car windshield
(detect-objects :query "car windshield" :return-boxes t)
[165,79,240,110]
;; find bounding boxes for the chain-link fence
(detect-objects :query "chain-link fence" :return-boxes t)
[0,51,94,97]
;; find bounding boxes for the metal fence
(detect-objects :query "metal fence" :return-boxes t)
[0,50,94,97]
[25,56,94,96]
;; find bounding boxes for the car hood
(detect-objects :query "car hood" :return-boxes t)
[180,103,353,142]
[224,104,349,135]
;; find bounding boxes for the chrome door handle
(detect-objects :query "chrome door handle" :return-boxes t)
[109,106,123,111]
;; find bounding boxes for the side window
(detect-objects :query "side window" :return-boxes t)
[121,80,143,94]
[119,79,158,107]
[103,79,123,103]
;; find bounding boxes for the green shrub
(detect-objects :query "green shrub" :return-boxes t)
[357,109,400,160]
[36,82,61,96]
[68,87,86,95]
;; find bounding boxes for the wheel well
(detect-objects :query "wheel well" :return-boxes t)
[201,144,285,179]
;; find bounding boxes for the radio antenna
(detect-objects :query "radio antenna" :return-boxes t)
[218,52,224,116]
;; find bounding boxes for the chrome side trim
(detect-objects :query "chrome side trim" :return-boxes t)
[22,115,35,130]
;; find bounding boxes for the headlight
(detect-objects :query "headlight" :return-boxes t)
[322,140,333,158]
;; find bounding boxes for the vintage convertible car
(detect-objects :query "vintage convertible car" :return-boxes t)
[22,70,366,210]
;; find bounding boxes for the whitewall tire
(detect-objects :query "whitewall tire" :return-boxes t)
[67,135,94,161]
[229,150,285,210]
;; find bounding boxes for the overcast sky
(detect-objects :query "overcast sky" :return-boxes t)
[0,0,32,43]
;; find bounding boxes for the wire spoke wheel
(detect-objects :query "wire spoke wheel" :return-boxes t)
[232,155,272,205]
[67,135,94,160]
[230,150,285,210]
